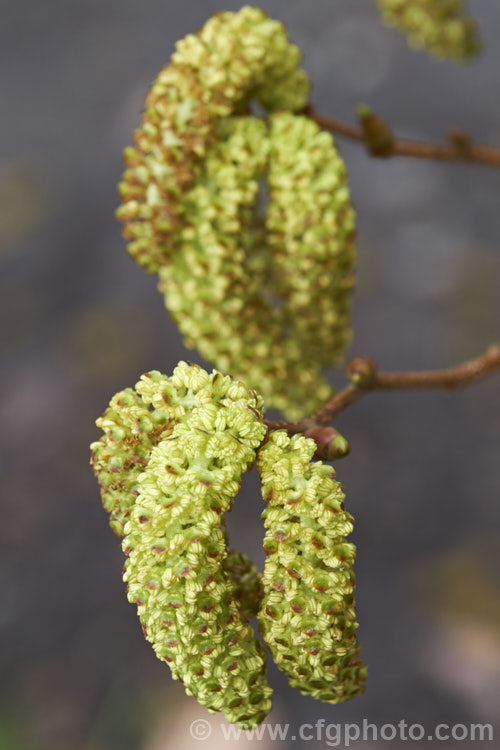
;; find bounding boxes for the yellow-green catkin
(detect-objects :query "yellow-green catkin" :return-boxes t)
[116,7,358,420]
[91,363,272,727]
[157,115,334,419]
[90,386,176,537]
[224,548,264,620]
[377,0,480,60]
[266,113,356,369]
[116,6,309,273]
[257,430,366,703]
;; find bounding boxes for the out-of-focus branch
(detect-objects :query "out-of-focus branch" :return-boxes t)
[309,105,500,168]
[265,345,500,439]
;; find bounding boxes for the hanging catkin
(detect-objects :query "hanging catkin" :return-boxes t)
[257,430,367,703]
[116,7,357,419]
[377,0,479,60]
[91,363,272,727]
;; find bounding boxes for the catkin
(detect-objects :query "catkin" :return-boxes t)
[267,113,356,369]
[377,0,479,60]
[116,7,357,419]
[116,6,309,273]
[257,430,367,703]
[91,363,272,727]
[90,385,175,536]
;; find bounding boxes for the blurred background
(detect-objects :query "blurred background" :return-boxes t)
[1,1,499,748]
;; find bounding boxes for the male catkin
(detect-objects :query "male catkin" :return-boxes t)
[116,7,356,419]
[91,363,272,727]
[377,0,479,60]
[257,430,366,703]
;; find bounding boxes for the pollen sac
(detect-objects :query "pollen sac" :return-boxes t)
[91,362,272,727]
[257,430,367,703]
[376,0,480,61]
[116,7,357,420]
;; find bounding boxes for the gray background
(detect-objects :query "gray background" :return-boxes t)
[1,1,499,748]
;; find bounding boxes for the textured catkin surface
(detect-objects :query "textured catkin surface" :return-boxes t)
[266,113,356,369]
[377,0,479,60]
[223,548,265,620]
[91,363,272,727]
[4,0,500,745]
[257,430,366,703]
[116,6,357,420]
[116,6,309,272]
[90,384,176,536]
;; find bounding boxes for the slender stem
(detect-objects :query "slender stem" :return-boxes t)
[265,345,500,435]
[311,109,500,168]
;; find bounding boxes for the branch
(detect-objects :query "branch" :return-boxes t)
[265,345,500,437]
[310,106,500,169]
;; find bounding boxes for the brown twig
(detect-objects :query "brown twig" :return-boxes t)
[310,108,500,168]
[265,345,500,436]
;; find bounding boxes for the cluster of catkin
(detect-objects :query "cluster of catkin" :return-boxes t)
[91,0,486,730]
[90,363,366,728]
[377,0,479,60]
[116,7,356,420]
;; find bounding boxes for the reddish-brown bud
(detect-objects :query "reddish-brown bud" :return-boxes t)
[304,426,350,461]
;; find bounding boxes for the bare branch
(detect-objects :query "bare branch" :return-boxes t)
[265,345,500,436]
[310,107,500,169]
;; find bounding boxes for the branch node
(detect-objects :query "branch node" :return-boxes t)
[346,356,377,386]
[357,105,395,157]
[311,105,500,169]
[448,128,473,158]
